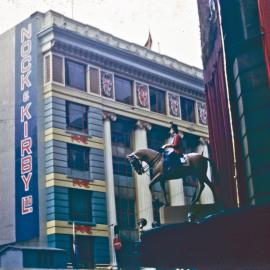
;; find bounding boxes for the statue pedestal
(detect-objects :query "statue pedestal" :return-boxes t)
[159,204,219,224]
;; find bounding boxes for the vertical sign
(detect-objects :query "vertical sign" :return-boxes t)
[15,18,39,241]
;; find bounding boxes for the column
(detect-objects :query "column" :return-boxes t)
[103,111,117,268]
[166,137,185,206]
[197,138,215,204]
[133,120,154,230]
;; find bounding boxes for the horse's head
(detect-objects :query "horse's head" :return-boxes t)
[127,153,144,175]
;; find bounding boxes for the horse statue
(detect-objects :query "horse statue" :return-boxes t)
[127,148,218,206]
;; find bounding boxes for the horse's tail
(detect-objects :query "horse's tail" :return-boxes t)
[205,157,220,184]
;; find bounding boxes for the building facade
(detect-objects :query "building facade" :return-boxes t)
[0,10,209,269]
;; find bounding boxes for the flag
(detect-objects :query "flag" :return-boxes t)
[72,222,79,268]
[144,31,153,49]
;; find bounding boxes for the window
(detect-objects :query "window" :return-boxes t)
[44,55,51,84]
[114,76,133,105]
[70,236,94,269]
[147,125,168,152]
[116,197,135,230]
[89,67,100,94]
[149,87,166,114]
[66,102,88,132]
[111,118,132,148]
[180,97,195,122]
[69,189,92,222]
[113,157,132,177]
[68,144,89,171]
[52,54,63,83]
[65,59,86,90]
[111,131,130,147]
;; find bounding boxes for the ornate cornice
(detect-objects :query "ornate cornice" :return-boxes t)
[36,10,203,79]
[35,10,205,100]
[52,39,205,100]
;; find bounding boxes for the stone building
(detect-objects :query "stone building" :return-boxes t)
[0,10,209,269]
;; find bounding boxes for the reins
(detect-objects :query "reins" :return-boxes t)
[142,152,162,175]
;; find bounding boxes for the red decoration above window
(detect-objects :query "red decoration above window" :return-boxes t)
[75,225,92,234]
[71,134,88,144]
[73,179,90,189]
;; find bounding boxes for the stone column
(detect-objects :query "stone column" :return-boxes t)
[167,136,185,206]
[133,120,154,230]
[103,111,117,269]
[197,138,215,204]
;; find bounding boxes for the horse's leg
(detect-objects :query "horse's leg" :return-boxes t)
[160,179,169,206]
[148,174,163,205]
[191,182,198,202]
[192,180,205,205]
[149,173,162,192]
[149,174,169,206]
[203,176,217,203]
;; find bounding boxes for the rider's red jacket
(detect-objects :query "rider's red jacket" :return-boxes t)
[171,134,183,155]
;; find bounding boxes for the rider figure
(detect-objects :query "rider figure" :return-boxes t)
[162,122,184,174]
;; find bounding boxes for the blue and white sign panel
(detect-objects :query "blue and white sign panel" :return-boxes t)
[15,18,39,241]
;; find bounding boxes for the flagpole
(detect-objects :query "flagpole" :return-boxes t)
[73,221,75,242]
[72,221,78,269]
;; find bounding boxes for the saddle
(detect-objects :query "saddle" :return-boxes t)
[181,155,189,166]
[163,152,189,174]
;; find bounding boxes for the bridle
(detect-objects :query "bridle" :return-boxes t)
[127,152,162,175]
[127,154,144,175]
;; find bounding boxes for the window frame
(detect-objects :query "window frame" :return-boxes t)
[149,86,166,115]
[66,101,88,133]
[69,189,92,223]
[115,196,136,230]
[180,95,197,123]
[114,75,134,105]
[52,53,65,85]
[43,53,52,85]
[67,144,90,172]
[88,65,101,96]
[113,156,133,177]
[65,58,87,91]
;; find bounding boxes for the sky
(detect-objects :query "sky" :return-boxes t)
[0,0,202,68]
